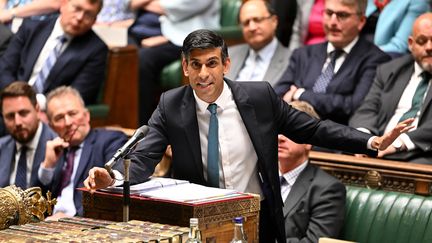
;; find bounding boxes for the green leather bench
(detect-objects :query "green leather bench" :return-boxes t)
[343,186,432,243]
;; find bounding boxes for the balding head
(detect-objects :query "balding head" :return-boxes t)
[409,13,432,73]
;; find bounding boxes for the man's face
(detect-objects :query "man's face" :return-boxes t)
[239,1,277,51]
[47,93,91,146]
[323,0,365,49]
[2,96,39,144]
[182,48,230,103]
[409,16,432,73]
[278,135,310,172]
[59,0,99,36]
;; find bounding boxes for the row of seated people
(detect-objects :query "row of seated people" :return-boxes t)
[228,0,432,165]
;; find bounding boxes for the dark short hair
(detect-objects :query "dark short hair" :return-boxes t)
[0,81,37,112]
[181,29,229,63]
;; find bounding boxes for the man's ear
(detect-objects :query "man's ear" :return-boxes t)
[182,57,189,77]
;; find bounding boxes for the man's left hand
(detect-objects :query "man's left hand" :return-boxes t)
[372,118,414,151]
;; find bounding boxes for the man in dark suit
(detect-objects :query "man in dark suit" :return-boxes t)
[226,0,290,87]
[0,0,107,106]
[350,13,432,164]
[274,0,390,125]
[0,81,56,189]
[279,101,345,242]
[38,86,127,219]
[0,24,12,57]
[84,29,412,242]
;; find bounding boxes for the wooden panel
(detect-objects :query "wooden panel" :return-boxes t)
[309,151,432,195]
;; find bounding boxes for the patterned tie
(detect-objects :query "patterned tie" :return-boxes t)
[399,71,432,122]
[207,103,219,188]
[248,52,261,81]
[15,146,28,189]
[33,35,68,93]
[312,49,344,93]
[58,147,78,196]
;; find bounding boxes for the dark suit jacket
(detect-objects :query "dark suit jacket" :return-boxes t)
[46,128,127,215]
[349,55,432,164]
[0,123,56,188]
[0,18,108,105]
[274,38,390,124]
[124,79,374,242]
[0,24,12,57]
[283,164,346,242]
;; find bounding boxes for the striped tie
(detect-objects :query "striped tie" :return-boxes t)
[312,49,344,93]
[15,146,28,189]
[33,35,68,93]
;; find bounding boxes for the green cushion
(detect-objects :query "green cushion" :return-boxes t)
[87,104,110,119]
[160,60,182,89]
[344,186,432,243]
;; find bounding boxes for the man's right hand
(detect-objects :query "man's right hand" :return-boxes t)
[41,137,69,169]
[84,167,114,193]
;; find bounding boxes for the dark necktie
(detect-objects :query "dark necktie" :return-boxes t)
[207,103,219,188]
[399,71,432,122]
[15,146,28,189]
[33,35,68,93]
[58,147,78,195]
[312,49,344,93]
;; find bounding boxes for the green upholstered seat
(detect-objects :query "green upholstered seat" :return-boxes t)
[87,75,109,119]
[160,59,182,90]
[343,186,432,243]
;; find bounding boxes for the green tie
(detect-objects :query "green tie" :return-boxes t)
[399,71,431,122]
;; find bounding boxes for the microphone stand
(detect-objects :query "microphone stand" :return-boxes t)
[123,158,131,222]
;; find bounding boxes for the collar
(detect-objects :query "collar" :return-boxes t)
[327,36,359,55]
[414,62,428,79]
[193,81,232,114]
[16,122,43,151]
[249,37,278,64]
[279,160,308,186]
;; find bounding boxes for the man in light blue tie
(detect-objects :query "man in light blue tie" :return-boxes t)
[85,29,413,242]
[350,13,432,164]
[0,0,108,108]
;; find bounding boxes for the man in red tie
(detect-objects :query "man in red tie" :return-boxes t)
[38,86,127,220]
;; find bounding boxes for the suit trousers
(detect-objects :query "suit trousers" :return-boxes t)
[138,42,181,125]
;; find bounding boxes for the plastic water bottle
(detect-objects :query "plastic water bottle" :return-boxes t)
[185,218,202,243]
[230,216,248,243]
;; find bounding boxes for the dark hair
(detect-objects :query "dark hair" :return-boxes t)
[238,0,277,23]
[181,29,229,63]
[0,81,37,111]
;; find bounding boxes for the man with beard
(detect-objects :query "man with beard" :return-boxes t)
[0,81,56,189]
[350,13,432,164]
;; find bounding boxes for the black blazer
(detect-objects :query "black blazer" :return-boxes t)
[275,38,390,124]
[0,18,108,104]
[125,79,374,242]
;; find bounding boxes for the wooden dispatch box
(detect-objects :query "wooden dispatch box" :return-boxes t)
[81,188,260,242]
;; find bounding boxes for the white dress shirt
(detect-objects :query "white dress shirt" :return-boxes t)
[280,160,308,202]
[10,122,43,187]
[193,81,263,198]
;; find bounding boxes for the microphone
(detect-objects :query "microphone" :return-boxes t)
[105,125,150,178]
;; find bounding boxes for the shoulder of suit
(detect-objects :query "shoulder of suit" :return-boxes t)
[0,135,12,147]
[379,54,413,70]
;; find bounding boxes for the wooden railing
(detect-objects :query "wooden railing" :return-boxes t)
[309,151,432,196]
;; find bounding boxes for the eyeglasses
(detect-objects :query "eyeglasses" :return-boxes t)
[240,15,273,27]
[68,0,98,22]
[323,9,359,21]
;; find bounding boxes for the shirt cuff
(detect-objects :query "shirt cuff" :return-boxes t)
[367,136,378,150]
[112,170,124,187]
[293,88,305,100]
[38,166,55,186]
[398,133,416,151]
[357,127,371,134]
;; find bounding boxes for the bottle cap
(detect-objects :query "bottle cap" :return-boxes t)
[234,216,243,224]
[190,218,199,224]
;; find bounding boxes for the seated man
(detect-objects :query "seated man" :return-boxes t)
[279,101,345,242]
[274,0,390,125]
[38,86,128,219]
[225,0,290,87]
[0,0,108,107]
[349,13,432,164]
[0,81,56,189]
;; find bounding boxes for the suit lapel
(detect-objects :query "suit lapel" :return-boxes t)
[263,42,288,83]
[283,164,315,217]
[230,45,249,80]
[30,124,49,186]
[181,87,205,178]
[420,77,432,120]
[0,139,15,187]
[305,44,328,87]
[74,130,94,187]
[386,63,414,120]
